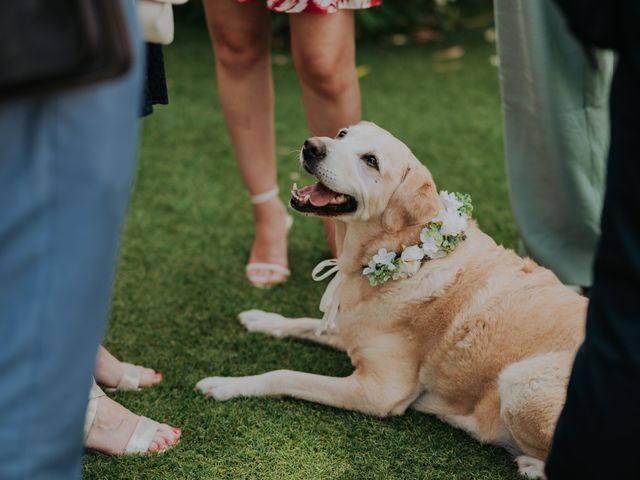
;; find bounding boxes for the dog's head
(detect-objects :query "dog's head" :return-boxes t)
[291,121,440,233]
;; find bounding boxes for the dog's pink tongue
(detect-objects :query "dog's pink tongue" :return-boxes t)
[308,183,336,207]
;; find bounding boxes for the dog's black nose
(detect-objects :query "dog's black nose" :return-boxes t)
[302,137,326,162]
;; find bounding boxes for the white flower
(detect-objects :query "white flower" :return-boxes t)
[362,259,377,276]
[401,245,425,263]
[394,260,422,280]
[394,245,424,278]
[440,190,463,213]
[420,227,434,245]
[433,209,467,236]
[372,248,397,270]
[421,235,446,259]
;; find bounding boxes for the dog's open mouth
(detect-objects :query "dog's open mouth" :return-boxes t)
[290,182,357,216]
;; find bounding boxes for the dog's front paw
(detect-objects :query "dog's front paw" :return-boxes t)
[238,309,288,338]
[195,376,247,401]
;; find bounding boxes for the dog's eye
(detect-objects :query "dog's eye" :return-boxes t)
[337,129,348,138]
[361,154,379,170]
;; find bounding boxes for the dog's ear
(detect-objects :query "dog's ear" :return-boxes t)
[382,164,440,234]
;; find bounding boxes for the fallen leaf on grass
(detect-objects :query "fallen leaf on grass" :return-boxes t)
[434,46,465,61]
[390,34,409,46]
[412,28,443,44]
[356,65,371,78]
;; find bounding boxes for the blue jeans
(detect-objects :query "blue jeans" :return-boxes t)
[0,1,142,478]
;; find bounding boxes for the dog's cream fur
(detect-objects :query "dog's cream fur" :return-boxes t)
[197,122,586,479]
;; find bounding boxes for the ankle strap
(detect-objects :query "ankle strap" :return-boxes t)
[84,378,106,440]
[250,187,279,205]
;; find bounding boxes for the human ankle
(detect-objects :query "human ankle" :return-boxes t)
[252,198,285,222]
[95,358,123,387]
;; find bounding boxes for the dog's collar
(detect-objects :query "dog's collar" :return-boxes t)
[362,191,472,286]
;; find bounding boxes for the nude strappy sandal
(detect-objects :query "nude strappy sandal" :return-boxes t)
[85,379,177,455]
[103,362,154,392]
[246,186,293,289]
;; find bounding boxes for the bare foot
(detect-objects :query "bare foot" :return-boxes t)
[85,395,180,455]
[95,346,162,389]
[246,197,290,287]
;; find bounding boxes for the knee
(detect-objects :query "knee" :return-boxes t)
[212,29,270,74]
[294,51,355,100]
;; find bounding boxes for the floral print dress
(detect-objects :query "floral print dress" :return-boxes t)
[238,0,381,14]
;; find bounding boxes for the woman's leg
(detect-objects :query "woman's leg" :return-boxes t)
[203,0,289,286]
[289,11,361,257]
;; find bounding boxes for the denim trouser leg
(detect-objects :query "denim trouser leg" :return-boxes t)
[0,2,142,478]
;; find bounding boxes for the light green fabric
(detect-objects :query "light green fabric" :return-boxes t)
[495,0,613,287]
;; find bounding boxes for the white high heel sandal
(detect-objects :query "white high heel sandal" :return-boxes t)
[85,379,176,454]
[245,186,293,288]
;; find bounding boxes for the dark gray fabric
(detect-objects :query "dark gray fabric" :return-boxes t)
[546,1,640,478]
[142,43,168,117]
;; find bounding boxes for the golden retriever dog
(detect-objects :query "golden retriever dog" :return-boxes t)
[197,122,586,479]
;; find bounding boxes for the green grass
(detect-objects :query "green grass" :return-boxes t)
[84,18,521,480]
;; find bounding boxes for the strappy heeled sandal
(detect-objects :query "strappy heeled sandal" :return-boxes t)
[85,379,179,455]
[101,362,159,392]
[246,186,293,289]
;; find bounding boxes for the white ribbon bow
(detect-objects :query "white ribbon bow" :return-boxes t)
[312,258,342,336]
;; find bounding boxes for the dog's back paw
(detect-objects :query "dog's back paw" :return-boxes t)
[516,456,546,479]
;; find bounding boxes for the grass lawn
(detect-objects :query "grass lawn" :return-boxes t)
[84,14,522,480]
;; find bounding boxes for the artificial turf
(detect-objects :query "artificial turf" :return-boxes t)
[84,14,522,480]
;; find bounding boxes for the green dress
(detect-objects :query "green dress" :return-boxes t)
[494,0,614,287]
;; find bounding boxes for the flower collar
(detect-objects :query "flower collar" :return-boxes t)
[363,191,473,286]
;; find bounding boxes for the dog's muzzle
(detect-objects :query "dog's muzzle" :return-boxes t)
[302,137,326,173]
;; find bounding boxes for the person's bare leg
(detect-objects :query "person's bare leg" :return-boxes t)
[94,345,162,389]
[204,0,288,286]
[290,11,361,257]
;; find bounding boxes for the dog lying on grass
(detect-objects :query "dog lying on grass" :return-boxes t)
[197,122,586,479]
